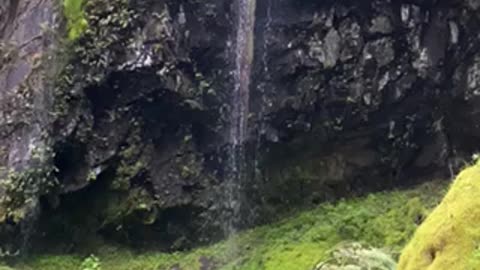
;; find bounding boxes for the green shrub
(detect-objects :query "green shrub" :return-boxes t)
[63,0,88,40]
[80,255,101,270]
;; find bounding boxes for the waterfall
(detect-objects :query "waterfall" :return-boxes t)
[225,0,256,236]
[230,0,256,147]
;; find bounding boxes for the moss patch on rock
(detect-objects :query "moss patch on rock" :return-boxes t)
[398,161,480,270]
[10,180,446,270]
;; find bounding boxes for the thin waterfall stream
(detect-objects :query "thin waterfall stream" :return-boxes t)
[230,0,256,147]
[225,0,257,236]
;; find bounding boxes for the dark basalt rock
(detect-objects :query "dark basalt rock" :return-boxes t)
[1,0,480,252]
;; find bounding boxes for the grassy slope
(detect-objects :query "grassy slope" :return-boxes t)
[7,181,447,270]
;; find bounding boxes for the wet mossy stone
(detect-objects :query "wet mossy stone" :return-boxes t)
[398,160,480,270]
[314,242,396,270]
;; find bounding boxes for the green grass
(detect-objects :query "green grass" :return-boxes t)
[10,181,448,270]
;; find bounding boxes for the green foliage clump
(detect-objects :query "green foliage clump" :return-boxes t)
[55,0,140,117]
[80,255,101,270]
[74,0,138,83]
[111,130,145,191]
[0,167,56,222]
[0,146,58,223]
[63,0,88,40]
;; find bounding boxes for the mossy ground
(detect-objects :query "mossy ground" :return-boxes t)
[5,181,447,270]
[398,161,480,270]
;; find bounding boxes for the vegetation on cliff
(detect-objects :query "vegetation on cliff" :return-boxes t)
[63,0,88,40]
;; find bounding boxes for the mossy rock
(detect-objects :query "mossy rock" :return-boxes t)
[314,242,396,270]
[398,161,480,270]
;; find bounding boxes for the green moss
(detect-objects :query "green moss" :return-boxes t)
[63,0,88,40]
[11,181,447,270]
[15,255,82,270]
[469,246,480,269]
[398,161,480,270]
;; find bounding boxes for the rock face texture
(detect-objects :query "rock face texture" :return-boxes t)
[1,0,480,252]
[0,0,57,252]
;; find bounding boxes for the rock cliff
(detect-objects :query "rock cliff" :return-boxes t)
[1,0,480,252]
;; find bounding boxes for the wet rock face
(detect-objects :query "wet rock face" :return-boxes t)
[0,0,57,253]
[1,0,480,251]
[253,0,480,206]
[37,0,235,249]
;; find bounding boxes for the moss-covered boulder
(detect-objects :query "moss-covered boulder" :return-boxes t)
[398,161,480,270]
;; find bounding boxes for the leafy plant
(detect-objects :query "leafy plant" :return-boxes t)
[80,255,101,270]
[63,0,88,40]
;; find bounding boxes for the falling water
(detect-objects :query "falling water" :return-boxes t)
[230,0,256,146]
[225,0,257,236]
